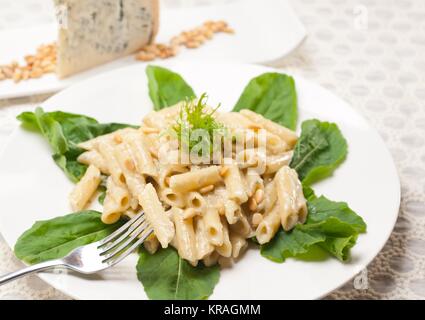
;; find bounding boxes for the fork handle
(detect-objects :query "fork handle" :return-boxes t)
[0,260,64,286]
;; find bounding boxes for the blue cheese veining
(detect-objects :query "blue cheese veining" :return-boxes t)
[53,0,159,78]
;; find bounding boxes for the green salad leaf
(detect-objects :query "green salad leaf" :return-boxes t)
[137,247,220,300]
[14,211,123,264]
[307,195,366,233]
[290,119,348,186]
[146,65,196,110]
[261,192,365,263]
[232,72,298,130]
[17,107,135,182]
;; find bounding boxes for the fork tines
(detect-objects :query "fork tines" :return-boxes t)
[98,211,153,266]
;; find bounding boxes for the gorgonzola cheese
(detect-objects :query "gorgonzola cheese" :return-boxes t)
[54,0,159,78]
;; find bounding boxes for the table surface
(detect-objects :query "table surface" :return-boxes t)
[1,0,425,300]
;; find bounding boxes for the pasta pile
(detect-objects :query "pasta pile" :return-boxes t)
[69,103,308,267]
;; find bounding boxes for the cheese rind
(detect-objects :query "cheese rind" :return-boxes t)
[54,0,159,78]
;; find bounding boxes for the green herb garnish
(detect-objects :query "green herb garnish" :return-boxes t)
[172,93,224,155]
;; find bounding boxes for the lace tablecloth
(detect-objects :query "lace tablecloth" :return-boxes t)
[1,0,425,300]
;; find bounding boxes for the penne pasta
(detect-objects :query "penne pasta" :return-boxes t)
[102,176,130,224]
[139,183,175,248]
[186,192,206,212]
[96,140,126,186]
[71,106,310,269]
[265,151,294,174]
[113,143,146,199]
[169,166,222,193]
[222,159,248,203]
[239,109,298,148]
[125,131,158,177]
[143,234,160,255]
[216,217,232,258]
[230,233,248,259]
[69,165,101,211]
[255,205,280,244]
[194,216,215,260]
[77,150,110,175]
[160,188,186,208]
[275,166,308,231]
[203,207,224,246]
[171,207,198,266]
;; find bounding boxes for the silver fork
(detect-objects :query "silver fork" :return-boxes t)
[0,211,152,286]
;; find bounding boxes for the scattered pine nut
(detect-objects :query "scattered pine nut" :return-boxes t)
[254,189,264,204]
[124,159,135,172]
[0,43,57,83]
[199,184,215,194]
[140,126,160,134]
[252,213,263,227]
[249,198,258,211]
[113,134,123,144]
[220,166,229,177]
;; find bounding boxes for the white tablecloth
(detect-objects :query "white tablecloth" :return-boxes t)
[1,0,425,299]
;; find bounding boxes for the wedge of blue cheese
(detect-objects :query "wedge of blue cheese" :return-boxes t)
[54,0,159,78]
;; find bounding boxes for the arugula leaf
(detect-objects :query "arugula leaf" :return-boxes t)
[14,211,123,264]
[146,65,196,110]
[261,192,365,262]
[307,196,366,233]
[98,187,107,205]
[137,247,220,300]
[17,107,135,182]
[290,119,348,186]
[233,72,298,130]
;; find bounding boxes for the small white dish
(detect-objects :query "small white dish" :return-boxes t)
[0,0,307,100]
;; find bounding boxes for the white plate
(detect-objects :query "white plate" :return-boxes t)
[0,0,306,100]
[0,61,400,300]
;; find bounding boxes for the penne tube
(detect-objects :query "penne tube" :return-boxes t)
[186,192,206,212]
[96,140,126,186]
[143,234,160,255]
[239,109,298,148]
[244,168,264,197]
[216,217,232,258]
[255,205,280,244]
[77,150,110,175]
[203,251,219,267]
[157,164,188,189]
[169,166,222,193]
[275,166,308,231]
[194,216,215,260]
[215,112,259,130]
[139,183,175,248]
[218,256,233,268]
[230,210,253,238]
[264,179,277,213]
[125,131,158,177]
[265,151,294,174]
[102,176,131,224]
[171,207,198,266]
[223,199,241,225]
[235,148,267,172]
[230,233,248,259]
[114,143,146,199]
[262,131,288,155]
[203,207,224,246]
[222,159,248,203]
[159,188,186,208]
[78,128,136,150]
[69,165,101,211]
